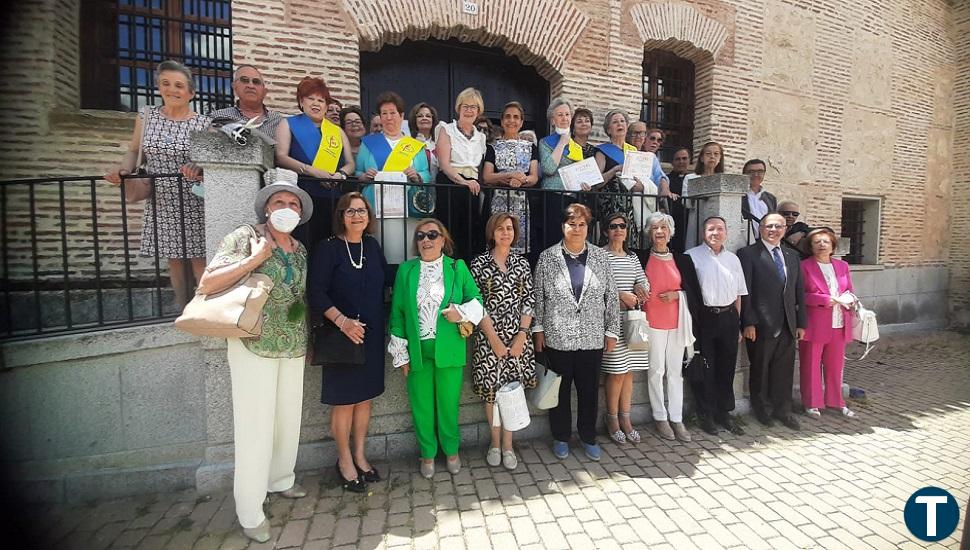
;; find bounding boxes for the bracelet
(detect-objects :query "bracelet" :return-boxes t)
[299,164,307,175]
[339,316,348,329]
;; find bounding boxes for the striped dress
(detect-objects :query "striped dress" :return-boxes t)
[601,250,650,374]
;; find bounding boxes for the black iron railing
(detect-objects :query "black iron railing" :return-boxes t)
[0,174,698,340]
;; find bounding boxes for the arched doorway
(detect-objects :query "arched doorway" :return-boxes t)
[361,39,550,134]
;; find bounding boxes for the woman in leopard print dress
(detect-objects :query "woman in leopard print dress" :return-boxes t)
[470,213,537,470]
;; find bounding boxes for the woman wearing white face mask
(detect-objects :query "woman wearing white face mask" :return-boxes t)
[197,171,313,544]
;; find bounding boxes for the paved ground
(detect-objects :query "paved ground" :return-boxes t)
[19,330,970,549]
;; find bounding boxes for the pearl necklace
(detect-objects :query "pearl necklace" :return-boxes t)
[344,237,364,270]
[651,248,672,258]
[562,241,587,260]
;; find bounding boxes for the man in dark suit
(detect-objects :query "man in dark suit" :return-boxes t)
[738,213,806,430]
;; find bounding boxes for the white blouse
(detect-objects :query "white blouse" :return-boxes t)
[438,120,486,171]
[817,261,844,329]
[387,256,485,367]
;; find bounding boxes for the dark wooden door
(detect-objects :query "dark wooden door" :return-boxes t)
[361,39,550,135]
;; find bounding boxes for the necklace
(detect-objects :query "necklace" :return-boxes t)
[345,237,364,269]
[651,248,672,258]
[562,241,587,260]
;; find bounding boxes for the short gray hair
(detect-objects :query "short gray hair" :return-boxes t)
[645,211,676,239]
[155,60,195,93]
[232,64,262,81]
[546,96,572,121]
[602,109,630,135]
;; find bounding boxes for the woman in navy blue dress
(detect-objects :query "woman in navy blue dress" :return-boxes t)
[309,192,389,492]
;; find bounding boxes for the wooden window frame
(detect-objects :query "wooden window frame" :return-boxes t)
[640,51,695,162]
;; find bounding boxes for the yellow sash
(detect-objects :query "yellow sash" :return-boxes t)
[623,143,637,153]
[382,137,426,171]
[311,119,343,173]
[565,139,584,162]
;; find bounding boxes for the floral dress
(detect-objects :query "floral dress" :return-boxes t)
[210,225,308,358]
[140,106,210,258]
[485,139,537,254]
[470,251,538,402]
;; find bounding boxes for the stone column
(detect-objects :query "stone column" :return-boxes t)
[684,174,750,252]
[189,131,273,493]
[190,131,274,260]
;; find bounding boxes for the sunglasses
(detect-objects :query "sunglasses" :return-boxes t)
[415,230,441,241]
[779,210,800,217]
[608,223,627,230]
[648,136,664,142]
[344,207,368,217]
[238,76,263,86]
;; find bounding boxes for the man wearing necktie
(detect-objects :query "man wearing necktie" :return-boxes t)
[738,213,807,430]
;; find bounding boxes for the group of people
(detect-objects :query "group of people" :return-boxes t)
[106,61,861,544]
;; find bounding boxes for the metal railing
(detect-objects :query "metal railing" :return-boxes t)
[0,173,696,340]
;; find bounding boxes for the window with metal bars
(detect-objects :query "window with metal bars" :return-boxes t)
[640,51,695,163]
[80,0,233,113]
[840,198,880,264]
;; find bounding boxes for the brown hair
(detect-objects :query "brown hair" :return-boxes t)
[805,226,839,256]
[408,102,439,139]
[485,212,521,250]
[296,77,331,110]
[562,202,593,224]
[413,218,455,256]
[695,141,725,174]
[332,192,376,236]
[374,91,405,115]
[571,107,593,133]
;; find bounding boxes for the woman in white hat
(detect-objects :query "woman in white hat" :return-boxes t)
[196,170,313,543]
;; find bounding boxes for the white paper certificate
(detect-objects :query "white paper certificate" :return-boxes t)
[621,151,657,193]
[373,171,407,218]
[558,157,604,191]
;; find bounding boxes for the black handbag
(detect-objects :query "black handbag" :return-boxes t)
[312,322,365,368]
[683,353,708,384]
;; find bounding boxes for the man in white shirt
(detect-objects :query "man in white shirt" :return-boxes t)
[686,217,748,435]
[741,159,778,244]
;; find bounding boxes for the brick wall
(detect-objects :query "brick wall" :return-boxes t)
[0,0,961,281]
[950,2,970,324]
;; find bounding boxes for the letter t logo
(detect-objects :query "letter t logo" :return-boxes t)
[915,496,948,537]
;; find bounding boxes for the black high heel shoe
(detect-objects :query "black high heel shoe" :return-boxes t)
[354,460,381,483]
[335,462,367,493]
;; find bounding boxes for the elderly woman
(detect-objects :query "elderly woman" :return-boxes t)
[105,60,210,308]
[339,105,366,159]
[436,87,488,258]
[470,213,537,470]
[596,109,667,248]
[642,211,701,442]
[309,192,390,493]
[799,227,857,419]
[357,91,433,264]
[196,176,312,543]
[482,102,540,255]
[537,98,586,257]
[409,102,440,180]
[627,121,649,152]
[388,219,484,478]
[533,203,620,461]
[600,213,650,444]
[326,98,343,125]
[275,77,355,251]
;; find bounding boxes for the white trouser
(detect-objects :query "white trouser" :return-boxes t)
[227,338,305,528]
[646,327,686,422]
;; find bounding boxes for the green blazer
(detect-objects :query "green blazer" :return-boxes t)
[389,256,482,372]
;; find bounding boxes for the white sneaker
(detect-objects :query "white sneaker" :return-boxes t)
[805,408,821,418]
[841,407,855,418]
[502,450,518,470]
[486,447,501,467]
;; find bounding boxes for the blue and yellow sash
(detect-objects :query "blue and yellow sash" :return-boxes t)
[288,114,343,172]
[361,134,425,170]
[542,134,584,162]
[596,142,637,166]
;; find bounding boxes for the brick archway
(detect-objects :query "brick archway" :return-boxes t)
[629,1,731,64]
[340,0,589,82]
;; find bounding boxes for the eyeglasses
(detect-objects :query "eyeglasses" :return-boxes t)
[344,208,368,217]
[415,230,441,241]
[779,210,800,217]
[648,135,664,142]
[630,131,647,137]
[238,76,263,86]
[763,224,785,230]
[459,104,479,111]
[608,223,627,230]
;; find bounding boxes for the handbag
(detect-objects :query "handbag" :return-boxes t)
[311,250,367,368]
[447,260,475,338]
[848,302,879,360]
[623,309,650,351]
[683,352,708,384]
[493,380,531,431]
[530,360,561,410]
[121,106,155,203]
[174,226,273,338]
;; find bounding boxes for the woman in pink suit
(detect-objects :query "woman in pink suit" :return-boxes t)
[799,227,857,418]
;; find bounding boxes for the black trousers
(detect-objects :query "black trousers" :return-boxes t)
[745,327,796,417]
[545,347,602,445]
[435,174,483,261]
[692,307,740,417]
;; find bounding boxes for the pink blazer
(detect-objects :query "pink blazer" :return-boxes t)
[800,258,854,342]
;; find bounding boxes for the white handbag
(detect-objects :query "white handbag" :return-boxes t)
[493,381,531,431]
[531,363,561,410]
[848,303,879,360]
[623,310,650,351]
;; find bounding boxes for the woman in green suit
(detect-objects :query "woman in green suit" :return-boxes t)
[388,219,484,479]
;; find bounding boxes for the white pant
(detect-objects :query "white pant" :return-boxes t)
[646,327,686,422]
[228,338,305,528]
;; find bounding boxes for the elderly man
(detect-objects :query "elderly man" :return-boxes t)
[741,159,777,244]
[210,64,282,139]
[778,200,810,257]
[687,217,748,435]
[738,213,806,430]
